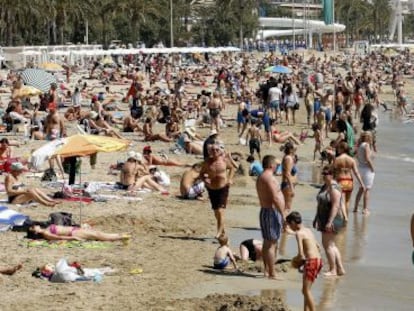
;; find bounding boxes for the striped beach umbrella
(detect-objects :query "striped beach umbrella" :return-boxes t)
[21,68,57,93]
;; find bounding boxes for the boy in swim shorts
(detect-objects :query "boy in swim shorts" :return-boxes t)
[286,211,323,311]
[213,235,239,270]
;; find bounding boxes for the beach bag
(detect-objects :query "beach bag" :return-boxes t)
[41,168,57,182]
[49,212,77,226]
[293,103,300,110]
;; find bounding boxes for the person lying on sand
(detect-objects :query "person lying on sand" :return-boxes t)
[142,145,187,167]
[28,225,131,243]
[0,263,23,275]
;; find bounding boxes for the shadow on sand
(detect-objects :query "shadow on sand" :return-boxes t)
[199,265,258,278]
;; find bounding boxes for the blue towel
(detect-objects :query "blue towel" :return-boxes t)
[0,206,28,232]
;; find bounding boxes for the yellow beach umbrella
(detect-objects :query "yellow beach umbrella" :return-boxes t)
[12,85,43,99]
[53,134,130,158]
[39,62,64,71]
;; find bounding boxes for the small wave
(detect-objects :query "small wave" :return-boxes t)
[379,154,414,163]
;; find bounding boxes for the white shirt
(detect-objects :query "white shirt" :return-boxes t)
[268,86,282,103]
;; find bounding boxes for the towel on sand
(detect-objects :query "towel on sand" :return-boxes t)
[0,206,28,232]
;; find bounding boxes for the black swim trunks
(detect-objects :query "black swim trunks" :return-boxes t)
[209,108,220,118]
[249,138,260,155]
[206,185,229,210]
[116,182,130,190]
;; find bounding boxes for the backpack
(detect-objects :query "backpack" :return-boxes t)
[41,168,57,182]
[49,212,78,227]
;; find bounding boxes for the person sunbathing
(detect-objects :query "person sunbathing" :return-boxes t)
[118,151,168,193]
[143,117,173,142]
[28,224,130,242]
[5,162,60,207]
[142,145,187,167]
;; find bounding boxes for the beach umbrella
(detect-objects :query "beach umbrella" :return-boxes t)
[39,62,64,71]
[11,85,43,99]
[21,68,57,93]
[264,65,292,74]
[53,134,130,158]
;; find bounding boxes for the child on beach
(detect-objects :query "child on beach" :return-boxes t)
[213,235,239,270]
[312,123,323,161]
[286,211,323,311]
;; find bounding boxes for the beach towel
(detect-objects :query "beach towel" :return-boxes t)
[0,206,28,232]
[23,239,112,249]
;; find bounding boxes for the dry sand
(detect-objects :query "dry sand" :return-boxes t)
[0,60,362,311]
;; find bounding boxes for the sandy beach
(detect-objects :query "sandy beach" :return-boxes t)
[0,51,413,311]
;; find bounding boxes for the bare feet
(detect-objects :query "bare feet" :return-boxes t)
[353,209,358,213]
[337,269,346,276]
[268,275,284,280]
[362,209,370,215]
[323,271,338,277]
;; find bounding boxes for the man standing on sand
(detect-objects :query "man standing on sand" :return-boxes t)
[256,155,286,279]
[44,106,66,140]
[200,143,235,239]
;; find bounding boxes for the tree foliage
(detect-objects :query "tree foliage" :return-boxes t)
[0,0,402,47]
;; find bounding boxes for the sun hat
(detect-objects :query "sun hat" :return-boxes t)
[208,129,218,137]
[11,162,26,171]
[184,127,196,138]
[127,151,143,162]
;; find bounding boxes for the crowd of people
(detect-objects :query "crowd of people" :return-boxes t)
[0,46,412,309]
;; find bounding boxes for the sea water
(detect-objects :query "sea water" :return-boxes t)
[230,112,414,311]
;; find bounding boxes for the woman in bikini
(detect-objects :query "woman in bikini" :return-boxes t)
[5,162,60,207]
[281,142,298,212]
[333,142,365,218]
[28,224,130,242]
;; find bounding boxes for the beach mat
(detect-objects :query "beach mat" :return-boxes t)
[22,239,113,249]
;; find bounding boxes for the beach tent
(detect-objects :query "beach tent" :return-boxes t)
[53,134,129,158]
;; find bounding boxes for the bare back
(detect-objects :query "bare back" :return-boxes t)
[256,170,285,213]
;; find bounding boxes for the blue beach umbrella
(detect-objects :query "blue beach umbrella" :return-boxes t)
[264,65,292,74]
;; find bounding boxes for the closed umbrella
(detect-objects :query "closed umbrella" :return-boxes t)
[264,65,292,74]
[21,68,57,93]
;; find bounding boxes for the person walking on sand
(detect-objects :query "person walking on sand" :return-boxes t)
[286,211,323,311]
[256,155,286,280]
[313,166,346,277]
[200,143,235,239]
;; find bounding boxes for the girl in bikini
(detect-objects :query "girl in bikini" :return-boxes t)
[28,224,130,243]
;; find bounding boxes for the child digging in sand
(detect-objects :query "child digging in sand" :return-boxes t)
[213,235,239,271]
[286,211,323,311]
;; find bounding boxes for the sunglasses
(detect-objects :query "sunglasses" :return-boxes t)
[321,172,331,176]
